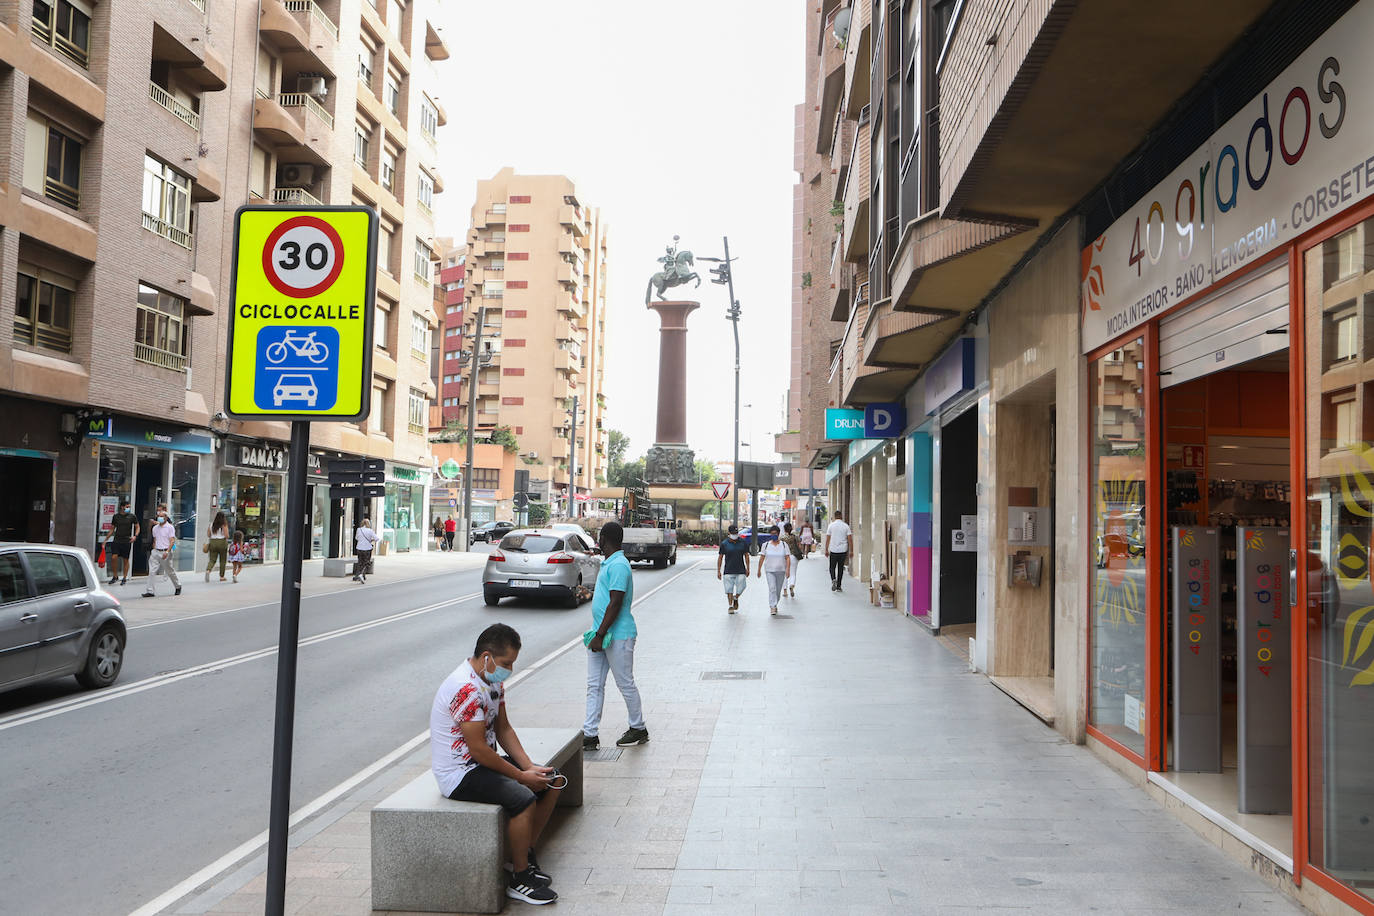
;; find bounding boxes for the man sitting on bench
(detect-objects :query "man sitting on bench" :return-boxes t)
[430,623,562,905]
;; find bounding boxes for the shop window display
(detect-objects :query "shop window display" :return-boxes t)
[1089,337,1148,756]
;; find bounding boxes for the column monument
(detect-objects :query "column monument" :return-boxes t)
[643,236,700,485]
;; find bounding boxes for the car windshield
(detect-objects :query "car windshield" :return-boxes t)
[498,534,561,553]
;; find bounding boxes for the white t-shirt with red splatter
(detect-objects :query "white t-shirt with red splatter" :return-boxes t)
[430,659,504,796]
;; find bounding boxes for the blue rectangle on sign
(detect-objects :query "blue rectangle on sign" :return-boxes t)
[864,403,906,438]
[254,326,340,411]
[924,337,975,416]
[825,408,865,440]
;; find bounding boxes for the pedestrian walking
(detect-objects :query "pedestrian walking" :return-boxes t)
[104,499,139,586]
[444,514,458,552]
[142,504,181,597]
[430,623,563,906]
[717,524,751,614]
[204,511,229,582]
[780,522,803,597]
[582,521,649,751]
[353,516,380,582]
[228,531,247,582]
[433,517,446,551]
[799,520,815,556]
[823,510,852,592]
[757,526,791,616]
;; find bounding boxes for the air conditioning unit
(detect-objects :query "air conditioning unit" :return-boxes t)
[297,76,328,97]
[526,451,538,461]
[277,163,315,187]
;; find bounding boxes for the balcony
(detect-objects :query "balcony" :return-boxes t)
[830,117,856,195]
[253,91,305,146]
[142,212,193,250]
[148,82,200,131]
[553,349,575,371]
[277,92,334,130]
[283,0,339,41]
[828,262,853,322]
[192,159,223,203]
[150,21,227,93]
[889,210,1034,316]
[478,383,500,398]
[559,204,585,236]
[425,19,451,60]
[842,0,870,119]
[485,207,507,224]
[551,439,570,460]
[861,296,962,371]
[815,23,846,154]
[135,343,187,372]
[259,0,309,52]
[554,318,579,341]
[272,186,321,206]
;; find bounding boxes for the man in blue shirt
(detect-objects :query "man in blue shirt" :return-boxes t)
[583,521,648,750]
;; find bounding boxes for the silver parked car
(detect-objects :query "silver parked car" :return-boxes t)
[483,529,601,608]
[0,543,126,694]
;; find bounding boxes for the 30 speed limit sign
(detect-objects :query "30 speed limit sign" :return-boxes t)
[225,206,378,421]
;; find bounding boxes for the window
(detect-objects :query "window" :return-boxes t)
[381,147,397,192]
[357,48,374,85]
[0,554,29,604]
[471,468,500,489]
[414,238,432,283]
[387,0,405,35]
[135,284,190,370]
[445,304,460,315]
[26,551,83,596]
[509,194,531,204]
[257,45,275,96]
[444,326,459,337]
[442,397,459,407]
[32,0,91,68]
[370,385,387,435]
[14,267,74,353]
[1328,306,1359,364]
[385,71,402,116]
[1333,393,1358,448]
[374,305,388,350]
[1336,228,1359,279]
[419,96,438,140]
[24,114,82,208]
[354,124,371,168]
[142,156,192,248]
[250,145,269,199]
[408,388,425,434]
[410,312,428,358]
[378,222,395,274]
[417,170,433,211]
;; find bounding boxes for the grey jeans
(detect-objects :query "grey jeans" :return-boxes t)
[584,637,645,737]
[765,570,787,607]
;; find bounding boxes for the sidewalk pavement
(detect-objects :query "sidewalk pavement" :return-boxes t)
[119,549,488,627]
[159,552,1302,916]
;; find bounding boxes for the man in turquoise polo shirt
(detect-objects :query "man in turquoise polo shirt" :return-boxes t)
[583,521,649,750]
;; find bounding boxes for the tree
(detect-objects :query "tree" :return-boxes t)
[528,502,550,526]
[693,459,717,488]
[491,425,519,454]
[607,429,630,482]
[610,456,645,488]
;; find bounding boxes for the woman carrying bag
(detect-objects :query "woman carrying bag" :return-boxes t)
[205,511,230,582]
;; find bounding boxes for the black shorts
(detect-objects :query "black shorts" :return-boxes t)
[446,755,549,816]
[109,541,132,559]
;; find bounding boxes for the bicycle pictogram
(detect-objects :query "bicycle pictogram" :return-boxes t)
[265,330,331,365]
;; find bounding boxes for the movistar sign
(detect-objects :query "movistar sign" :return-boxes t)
[825,408,865,440]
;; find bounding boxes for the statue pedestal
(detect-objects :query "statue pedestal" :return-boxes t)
[645,444,696,486]
[647,300,698,446]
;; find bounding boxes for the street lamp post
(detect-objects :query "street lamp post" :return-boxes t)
[567,393,579,518]
[703,237,741,527]
[461,304,486,552]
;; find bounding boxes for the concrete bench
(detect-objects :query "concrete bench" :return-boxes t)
[370,728,583,914]
[322,557,376,577]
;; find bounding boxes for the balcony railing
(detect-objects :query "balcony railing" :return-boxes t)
[414,271,431,287]
[44,176,79,209]
[142,212,193,250]
[408,421,426,436]
[277,92,334,129]
[149,82,200,130]
[183,0,206,11]
[31,13,88,68]
[272,187,321,205]
[417,199,433,219]
[283,0,339,39]
[135,343,188,371]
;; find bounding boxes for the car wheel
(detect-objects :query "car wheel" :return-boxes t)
[484,590,500,607]
[76,624,124,689]
[653,557,667,569]
[669,550,677,566]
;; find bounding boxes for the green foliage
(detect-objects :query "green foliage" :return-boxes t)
[607,429,630,475]
[677,529,725,547]
[801,272,812,289]
[829,201,844,217]
[609,456,645,488]
[528,502,550,526]
[431,422,519,455]
[693,459,717,487]
[491,425,519,453]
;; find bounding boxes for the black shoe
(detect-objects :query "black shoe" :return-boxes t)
[616,727,649,747]
[141,592,155,598]
[120,578,127,586]
[582,734,599,751]
[527,848,552,885]
[174,586,181,596]
[507,867,557,905]
[107,577,117,585]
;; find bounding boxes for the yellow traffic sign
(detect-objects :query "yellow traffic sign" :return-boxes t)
[225,205,377,420]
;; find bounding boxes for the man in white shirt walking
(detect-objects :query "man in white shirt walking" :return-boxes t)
[823,511,852,593]
[353,517,380,583]
[142,504,181,597]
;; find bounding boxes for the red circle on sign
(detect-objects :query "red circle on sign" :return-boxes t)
[262,215,346,298]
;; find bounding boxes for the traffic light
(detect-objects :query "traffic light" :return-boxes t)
[709,263,731,285]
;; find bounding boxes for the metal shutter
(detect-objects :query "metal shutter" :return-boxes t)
[1158,257,1289,389]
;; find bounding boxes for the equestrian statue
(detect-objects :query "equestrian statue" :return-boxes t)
[645,235,701,304]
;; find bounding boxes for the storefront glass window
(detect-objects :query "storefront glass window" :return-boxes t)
[384,481,421,552]
[1304,219,1374,899]
[170,453,198,571]
[1089,337,1148,757]
[97,445,134,550]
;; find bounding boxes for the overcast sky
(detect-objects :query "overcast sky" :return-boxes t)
[434,0,804,468]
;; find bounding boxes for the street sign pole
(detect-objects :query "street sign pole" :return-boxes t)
[265,420,311,916]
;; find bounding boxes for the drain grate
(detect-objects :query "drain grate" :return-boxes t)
[583,748,623,762]
[700,670,765,680]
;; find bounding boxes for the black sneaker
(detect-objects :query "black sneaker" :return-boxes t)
[616,727,649,747]
[174,586,181,596]
[507,867,557,905]
[505,860,551,887]
[527,848,552,885]
[582,734,599,751]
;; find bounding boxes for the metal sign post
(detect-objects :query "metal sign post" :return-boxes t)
[223,205,377,916]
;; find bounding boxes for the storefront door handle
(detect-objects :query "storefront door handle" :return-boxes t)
[1289,548,1299,607]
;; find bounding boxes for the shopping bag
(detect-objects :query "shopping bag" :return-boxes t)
[95,544,105,566]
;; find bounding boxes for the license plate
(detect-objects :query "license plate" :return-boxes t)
[510,579,541,588]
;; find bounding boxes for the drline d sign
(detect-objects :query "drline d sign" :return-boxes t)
[226,206,377,420]
[1081,1,1374,352]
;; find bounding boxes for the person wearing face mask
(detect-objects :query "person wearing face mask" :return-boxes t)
[430,623,561,906]
[142,504,181,598]
[583,521,649,751]
[716,524,752,614]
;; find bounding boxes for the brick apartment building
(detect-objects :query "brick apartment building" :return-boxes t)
[0,0,448,568]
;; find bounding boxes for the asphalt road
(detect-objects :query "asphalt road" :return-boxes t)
[0,551,687,915]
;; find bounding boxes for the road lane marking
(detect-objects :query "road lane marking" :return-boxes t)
[131,558,706,916]
[0,592,482,733]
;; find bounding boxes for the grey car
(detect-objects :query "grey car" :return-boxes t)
[0,543,127,694]
[483,529,601,608]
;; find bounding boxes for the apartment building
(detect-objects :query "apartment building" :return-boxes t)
[461,169,609,511]
[797,0,1374,911]
[0,0,448,568]
[431,235,464,425]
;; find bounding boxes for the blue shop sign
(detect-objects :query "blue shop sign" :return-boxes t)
[864,403,906,437]
[924,337,976,416]
[825,408,866,440]
[85,417,214,454]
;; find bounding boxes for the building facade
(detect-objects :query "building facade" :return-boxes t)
[460,168,609,514]
[431,235,465,426]
[795,0,1374,911]
[0,0,448,568]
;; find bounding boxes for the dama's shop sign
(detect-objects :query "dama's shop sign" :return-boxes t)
[1081,1,1372,352]
[230,443,287,471]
